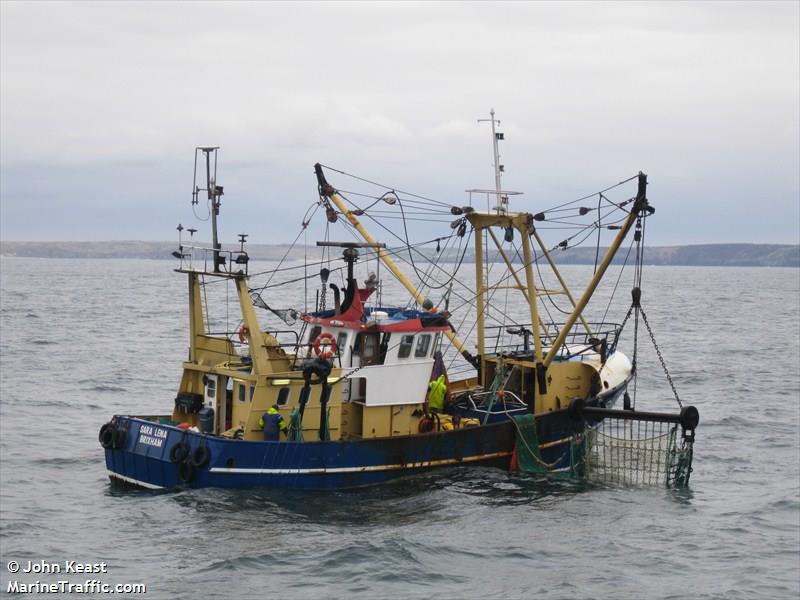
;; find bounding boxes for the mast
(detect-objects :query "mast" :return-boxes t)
[184,147,261,372]
[193,147,224,272]
[478,109,506,213]
[314,164,478,368]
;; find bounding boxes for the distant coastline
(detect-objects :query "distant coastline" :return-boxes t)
[1,241,798,267]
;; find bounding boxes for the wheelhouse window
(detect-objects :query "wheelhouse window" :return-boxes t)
[354,332,381,364]
[362,334,378,357]
[206,377,216,399]
[336,332,349,355]
[398,335,414,359]
[415,334,431,358]
[238,383,246,403]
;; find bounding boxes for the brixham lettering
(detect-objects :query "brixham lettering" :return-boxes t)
[138,425,167,448]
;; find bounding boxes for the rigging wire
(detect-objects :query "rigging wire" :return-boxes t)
[546,210,631,254]
[529,240,570,330]
[337,191,473,293]
[340,214,527,351]
[594,193,603,274]
[192,197,212,222]
[274,165,645,373]
[248,201,320,299]
[319,163,453,208]
[421,233,458,304]
[539,173,640,213]
[599,236,635,328]
[304,226,308,313]
[336,189,451,214]
[255,266,347,290]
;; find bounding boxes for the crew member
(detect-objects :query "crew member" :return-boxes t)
[259,404,287,441]
[422,298,438,313]
[427,374,447,414]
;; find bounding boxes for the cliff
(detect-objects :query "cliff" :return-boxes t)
[1,241,798,267]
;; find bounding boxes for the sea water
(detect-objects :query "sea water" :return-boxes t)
[1,258,798,599]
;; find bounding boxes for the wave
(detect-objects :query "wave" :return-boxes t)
[83,385,128,393]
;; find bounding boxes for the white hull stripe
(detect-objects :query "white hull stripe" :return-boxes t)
[208,451,512,476]
[107,471,165,490]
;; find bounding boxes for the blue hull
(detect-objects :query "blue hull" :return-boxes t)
[103,409,581,491]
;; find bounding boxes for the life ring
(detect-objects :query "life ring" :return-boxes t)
[238,324,248,343]
[313,332,338,359]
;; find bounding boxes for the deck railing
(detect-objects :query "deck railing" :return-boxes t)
[174,244,249,276]
[483,321,623,360]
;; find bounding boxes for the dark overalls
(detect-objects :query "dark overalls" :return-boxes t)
[261,410,285,441]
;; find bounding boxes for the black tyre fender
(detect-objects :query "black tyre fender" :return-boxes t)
[191,445,211,469]
[178,460,195,483]
[169,441,189,464]
[99,424,114,449]
[112,428,126,449]
[98,422,110,443]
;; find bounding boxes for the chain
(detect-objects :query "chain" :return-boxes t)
[613,302,635,352]
[330,335,412,385]
[639,306,682,408]
[330,360,370,385]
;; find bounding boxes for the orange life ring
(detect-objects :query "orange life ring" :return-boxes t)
[313,332,338,359]
[238,324,248,343]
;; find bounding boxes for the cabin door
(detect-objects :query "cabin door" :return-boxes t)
[204,375,218,411]
[356,332,381,398]
[220,377,232,433]
[203,375,219,433]
[358,333,381,366]
[232,380,249,430]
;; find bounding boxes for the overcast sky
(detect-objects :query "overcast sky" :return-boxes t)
[1,1,798,246]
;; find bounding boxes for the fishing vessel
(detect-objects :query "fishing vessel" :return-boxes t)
[100,113,698,490]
